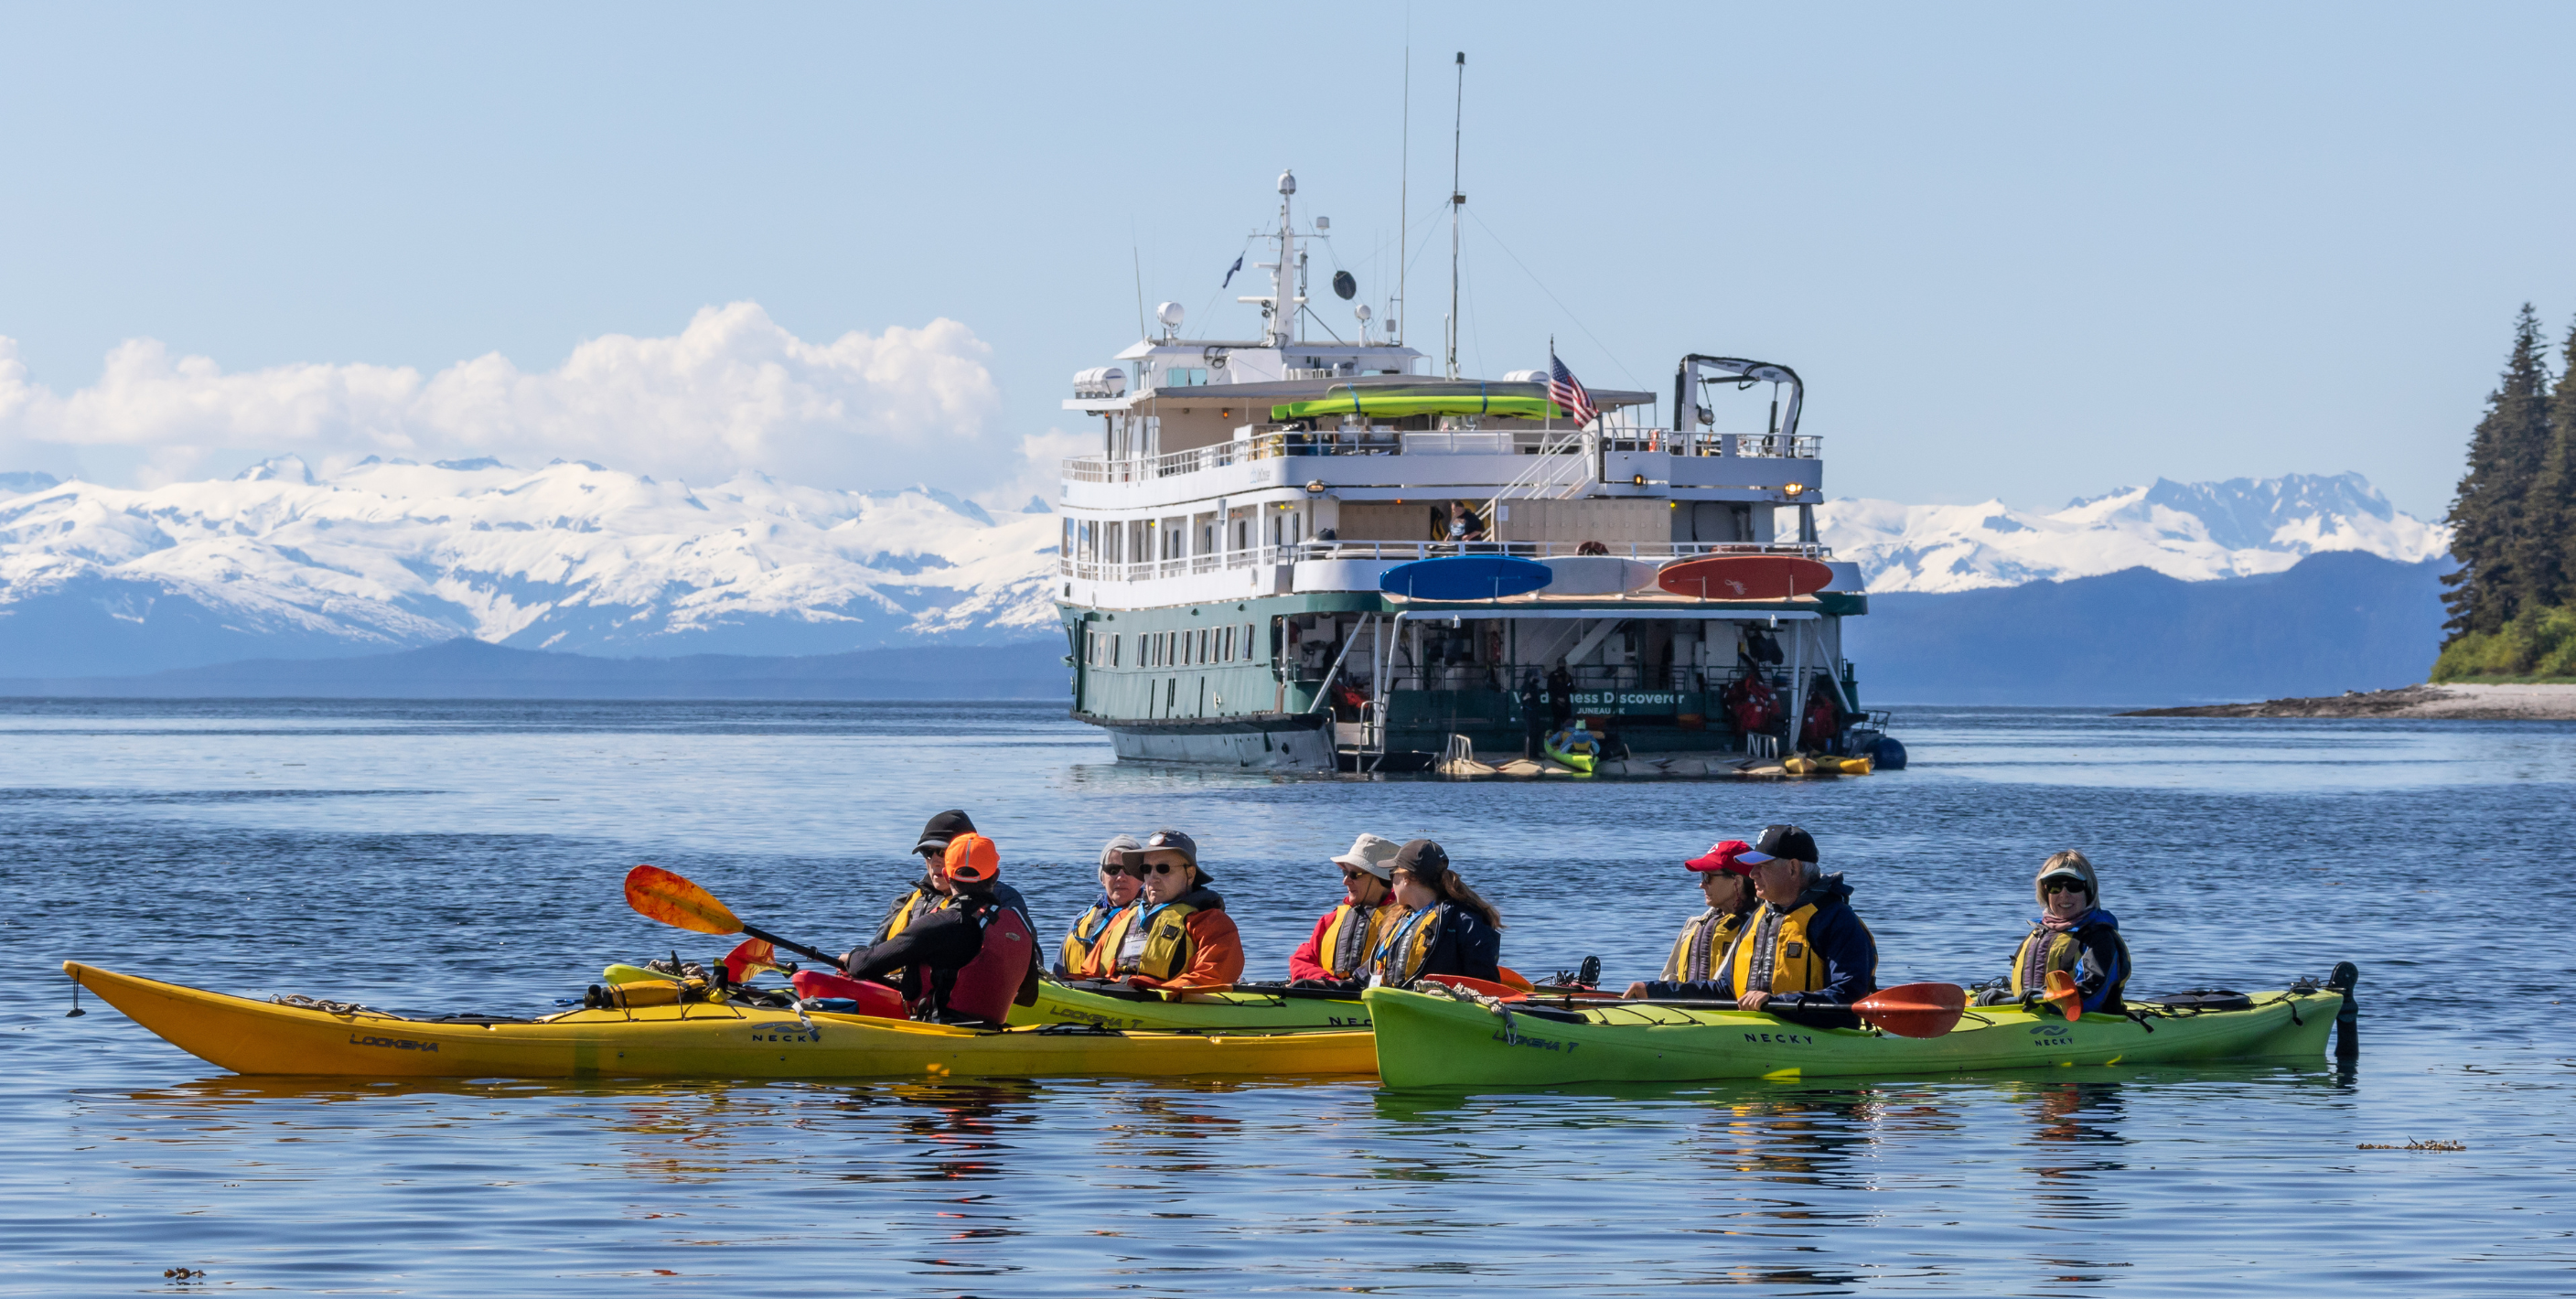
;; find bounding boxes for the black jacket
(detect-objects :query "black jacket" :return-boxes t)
[843,895,1038,1021]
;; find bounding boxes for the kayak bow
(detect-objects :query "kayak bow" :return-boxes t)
[64,962,1375,1079]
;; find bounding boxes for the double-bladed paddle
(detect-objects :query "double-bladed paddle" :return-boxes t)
[1445,977,1976,1039]
[623,864,844,970]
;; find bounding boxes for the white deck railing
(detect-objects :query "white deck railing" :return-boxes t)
[1058,539,1834,584]
[1061,428,1821,483]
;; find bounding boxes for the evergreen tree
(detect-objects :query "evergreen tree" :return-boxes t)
[2525,317,2576,612]
[2442,304,2555,639]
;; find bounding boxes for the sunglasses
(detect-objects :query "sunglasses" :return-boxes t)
[1340,866,1376,880]
[2043,878,2087,894]
[1101,864,1143,878]
[1144,861,1191,875]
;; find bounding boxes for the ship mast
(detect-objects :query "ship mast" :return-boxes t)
[1445,51,1465,381]
[1269,170,1297,348]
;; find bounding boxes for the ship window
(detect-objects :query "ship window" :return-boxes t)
[1219,626,1232,661]
[1111,633,1121,667]
[1246,623,1258,660]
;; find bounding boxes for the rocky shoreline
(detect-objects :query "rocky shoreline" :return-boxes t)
[2123,682,2576,720]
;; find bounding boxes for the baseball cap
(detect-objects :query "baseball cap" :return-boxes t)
[1735,823,1819,866]
[1391,838,1450,876]
[1120,828,1209,880]
[1331,832,1402,880]
[942,832,1000,883]
[1685,840,1757,875]
[914,809,976,855]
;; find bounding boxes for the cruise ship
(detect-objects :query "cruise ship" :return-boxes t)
[1054,173,1873,771]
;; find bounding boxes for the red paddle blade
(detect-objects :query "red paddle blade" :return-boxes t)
[721,937,779,983]
[1497,966,1536,993]
[1423,973,1525,1002]
[1852,981,1969,1038]
[2042,969,2081,1021]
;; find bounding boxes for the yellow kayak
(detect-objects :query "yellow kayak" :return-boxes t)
[1011,979,1371,1031]
[65,961,1375,1079]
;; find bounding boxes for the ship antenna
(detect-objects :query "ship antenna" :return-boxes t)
[1446,50,1465,381]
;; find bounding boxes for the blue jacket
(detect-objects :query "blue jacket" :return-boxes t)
[2022,906,2129,1014]
[1380,901,1502,984]
[1643,875,1876,1008]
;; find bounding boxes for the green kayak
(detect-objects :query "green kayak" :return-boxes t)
[1012,980,1371,1032]
[1365,985,2344,1088]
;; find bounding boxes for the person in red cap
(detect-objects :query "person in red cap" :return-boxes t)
[1622,841,1762,999]
[839,832,1039,1025]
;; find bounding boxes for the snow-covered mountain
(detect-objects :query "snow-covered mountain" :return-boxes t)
[0,457,2450,679]
[0,456,1059,676]
[1821,473,2450,593]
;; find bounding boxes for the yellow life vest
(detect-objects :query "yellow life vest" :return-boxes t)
[876,884,956,945]
[1724,898,1871,995]
[1061,901,1142,979]
[1056,902,1128,974]
[2009,925,2126,1004]
[1661,908,1747,982]
[1317,897,1399,979]
[1125,901,1208,981]
[1368,905,1444,986]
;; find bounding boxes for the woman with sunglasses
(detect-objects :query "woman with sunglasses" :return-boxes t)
[1368,839,1504,987]
[1111,830,1245,993]
[1288,832,1405,987]
[1057,834,1145,979]
[1984,851,2130,1013]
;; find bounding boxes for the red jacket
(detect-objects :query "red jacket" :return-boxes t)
[1289,894,1403,982]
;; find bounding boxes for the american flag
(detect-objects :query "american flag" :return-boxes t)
[1548,349,1599,427]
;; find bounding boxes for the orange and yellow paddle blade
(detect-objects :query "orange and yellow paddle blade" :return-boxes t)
[720,937,779,982]
[1497,966,1537,993]
[1852,982,1970,1039]
[623,864,744,936]
[2042,969,2081,1022]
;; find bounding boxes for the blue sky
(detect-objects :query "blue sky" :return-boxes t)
[5,2,2573,516]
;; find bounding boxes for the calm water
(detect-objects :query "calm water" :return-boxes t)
[4,700,2572,1297]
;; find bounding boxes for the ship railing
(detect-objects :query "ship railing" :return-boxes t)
[1059,429,1821,483]
[1057,539,1833,582]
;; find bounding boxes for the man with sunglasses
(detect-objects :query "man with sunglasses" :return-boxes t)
[872,811,1033,988]
[1288,832,1404,987]
[1718,823,1877,1029]
[1057,834,1145,979]
[1110,830,1244,993]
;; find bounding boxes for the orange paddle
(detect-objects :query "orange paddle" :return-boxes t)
[624,864,843,969]
[1851,982,1970,1038]
[2040,969,2082,1022]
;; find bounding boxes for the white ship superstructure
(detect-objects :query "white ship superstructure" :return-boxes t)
[1054,173,1873,771]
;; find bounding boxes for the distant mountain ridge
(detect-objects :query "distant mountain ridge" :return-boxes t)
[2,459,2449,683]
[1822,472,2448,593]
[0,456,1056,677]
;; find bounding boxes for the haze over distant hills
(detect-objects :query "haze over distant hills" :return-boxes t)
[1,458,2453,698]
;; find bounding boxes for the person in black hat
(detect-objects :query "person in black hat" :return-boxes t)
[872,810,1032,955]
[1720,823,1877,1027]
[1367,839,1504,987]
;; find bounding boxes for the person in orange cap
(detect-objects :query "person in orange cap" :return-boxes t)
[1623,840,1761,999]
[840,832,1039,1025]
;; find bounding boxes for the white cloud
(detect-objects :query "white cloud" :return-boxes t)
[0,303,1007,492]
